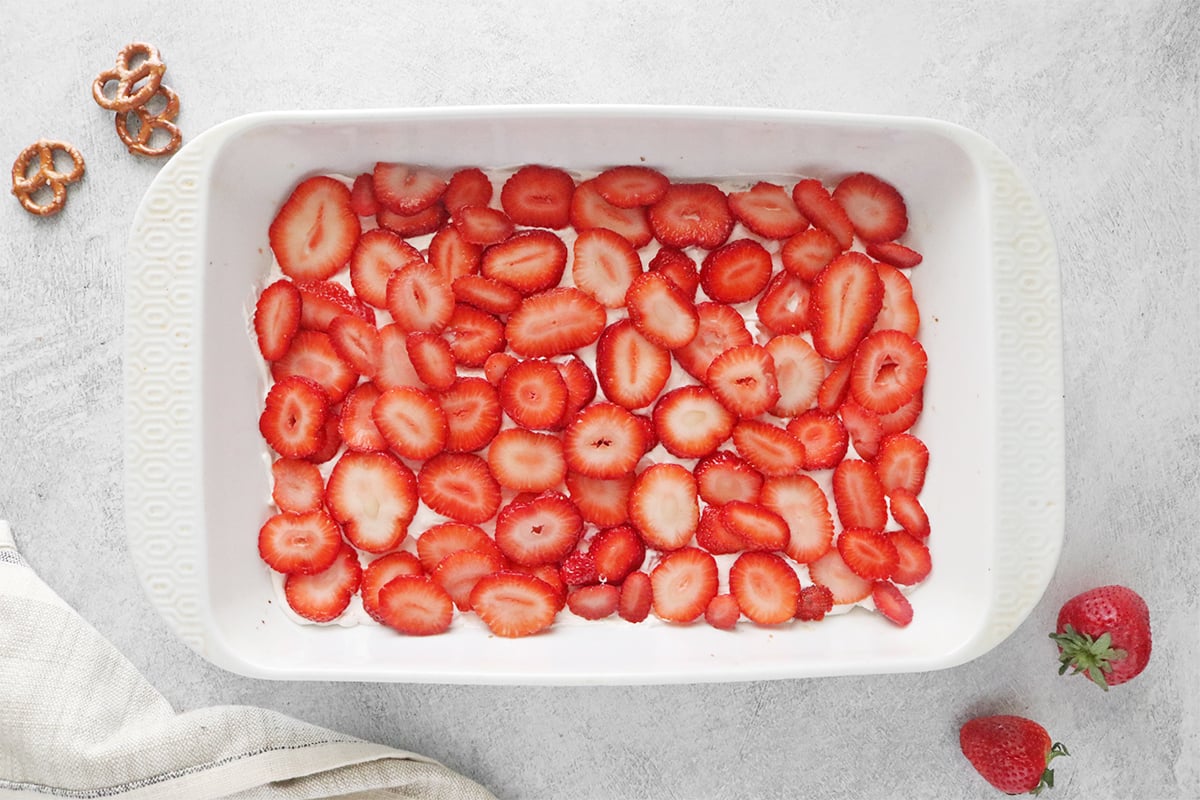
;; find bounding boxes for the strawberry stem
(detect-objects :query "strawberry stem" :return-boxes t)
[1031,742,1069,796]
[1049,625,1127,691]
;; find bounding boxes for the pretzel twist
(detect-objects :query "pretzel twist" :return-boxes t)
[114,84,182,157]
[92,42,166,112]
[10,140,86,216]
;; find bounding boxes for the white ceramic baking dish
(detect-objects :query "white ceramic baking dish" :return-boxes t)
[124,106,1064,684]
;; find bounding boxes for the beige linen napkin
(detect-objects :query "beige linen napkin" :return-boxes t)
[0,522,497,800]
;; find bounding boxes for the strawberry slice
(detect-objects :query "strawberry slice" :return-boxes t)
[325,301,382,374]
[625,271,699,350]
[595,320,671,411]
[879,387,924,435]
[386,261,455,333]
[721,501,789,552]
[571,227,643,308]
[888,487,930,539]
[469,572,560,637]
[505,288,607,358]
[483,351,517,387]
[271,330,357,405]
[706,345,780,419]
[568,179,654,248]
[617,571,653,622]
[650,547,719,623]
[443,167,493,215]
[866,241,923,269]
[837,527,899,580]
[349,229,424,309]
[556,356,597,418]
[588,524,646,584]
[427,226,482,283]
[500,358,569,431]
[567,584,621,620]
[563,402,646,478]
[438,377,502,453]
[648,247,700,300]
[487,428,567,492]
[807,548,872,605]
[284,544,362,622]
[758,475,834,564]
[729,551,801,625]
[832,172,908,244]
[326,451,419,553]
[373,324,423,391]
[372,386,448,460]
[494,491,584,566]
[849,329,927,415]
[271,457,325,513]
[649,183,734,249]
[810,252,885,361]
[481,229,568,294]
[296,280,375,333]
[629,463,699,551]
[452,274,523,316]
[791,179,854,250]
[671,301,753,381]
[651,385,736,459]
[705,594,741,630]
[781,227,843,281]
[890,531,932,584]
[254,279,302,361]
[731,420,806,478]
[786,409,849,470]
[349,172,378,216]
[699,239,773,304]
[418,452,502,525]
[307,413,342,465]
[416,522,502,574]
[593,165,670,208]
[755,271,812,336]
[840,399,884,460]
[372,162,446,215]
[873,263,920,336]
[728,181,809,239]
[360,551,425,622]
[875,433,929,495]
[406,332,458,391]
[500,165,575,229]
[433,549,506,611]
[259,375,329,458]
[258,510,342,575]
[453,205,515,245]
[564,471,634,528]
[765,334,824,417]
[376,204,448,238]
[833,459,888,531]
[269,176,361,281]
[442,304,505,368]
[559,550,598,586]
[871,580,913,627]
[334,384,389,450]
[694,451,763,506]
[795,583,835,622]
[376,575,454,635]
[816,358,853,414]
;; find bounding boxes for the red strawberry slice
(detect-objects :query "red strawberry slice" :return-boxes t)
[386,261,455,333]
[728,181,809,239]
[786,409,849,470]
[871,580,913,626]
[372,162,446,215]
[721,501,789,552]
[437,377,502,453]
[416,521,502,574]
[332,385,388,453]
[567,584,621,620]
[506,288,607,358]
[588,524,646,584]
[559,550,598,586]
[483,351,517,386]
[481,229,568,294]
[866,240,923,269]
[376,575,454,636]
[832,172,908,244]
[648,247,700,300]
[443,167,493,215]
[729,551,801,625]
[593,165,670,208]
[807,548,872,605]
[427,226,482,283]
[564,471,634,528]
[469,572,560,637]
[269,176,361,282]
[618,571,653,623]
[372,386,448,460]
[694,451,763,506]
[650,547,719,623]
[494,491,584,566]
[568,180,654,248]
[629,463,699,551]
[810,252,885,361]
[376,203,448,238]
[296,280,375,333]
[649,183,734,249]
[500,358,569,431]
[625,271,699,350]
[284,544,362,622]
[259,375,329,458]
[563,402,646,478]
[849,329,927,415]
[758,475,834,564]
[833,459,888,531]
[795,583,835,622]
[781,227,843,281]
[271,331,357,405]
[699,239,773,304]
[361,551,425,622]
[373,323,423,391]
[890,531,932,584]
[873,262,920,336]
[652,385,736,460]
[349,229,424,310]
[571,227,643,308]
[633,412,658,454]
[595,320,671,411]
[254,279,302,361]
[326,450,419,552]
[840,399,884,460]
[452,274,523,316]
[271,457,325,513]
[453,205,515,246]
[487,428,567,492]
[879,387,924,435]
[403,332,456,391]
[888,487,930,539]
[432,549,506,611]
[791,179,854,250]
[875,433,929,495]
[556,356,597,418]
[503,564,568,610]
[418,452,502,525]
[672,302,753,381]
[696,506,747,555]
[328,315,381,378]
[731,420,806,478]
[705,594,741,630]
[837,527,899,580]
[756,271,812,336]
[306,413,342,465]
[706,344,780,419]
[349,172,378,217]
[765,334,824,417]
[816,358,853,414]
[500,165,575,229]
[442,304,505,368]
[258,510,342,575]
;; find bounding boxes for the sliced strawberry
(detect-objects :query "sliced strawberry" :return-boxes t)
[595,319,671,411]
[833,459,888,530]
[731,420,806,478]
[376,575,453,635]
[361,551,425,622]
[875,433,929,495]
[879,387,924,435]
[729,551,801,625]
[469,572,560,637]
[694,451,763,506]
[650,547,719,623]
[480,229,567,294]
[258,510,341,575]
[588,524,646,583]
[795,583,835,622]
[506,288,607,358]
[433,548,506,611]
[427,225,482,282]
[567,584,621,620]
[617,570,653,623]
[705,594,741,630]
[721,501,789,552]
[696,505,747,554]
[791,179,854,250]
[442,304,505,368]
[509,564,567,611]
[781,227,843,281]
[765,334,824,417]
[487,428,567,492]
[866,241,923,269]
[269,176,361,281]
[328,314,381,378]
[500,165,575,229]
[564,471,634,528]
[296,280,375,332]
[372,162,446,215]
[386,261,455,333]
[837,527,899,580]
[438,377,502,453]
[649,183,734,250]
[451,275,522,316]
[890,530,932,584]
[759,474,834,563]
[728,181,809,239]
[494,491,584,566]
[840,399,884,460]
[888,487,930,539]
[569,179,654,248]
[871,580,913,626]
[563,402,646,479]
[254,279,302,361]
[373,323,423,391]
[483,351,517,387]
[633,412,658,454]
[372,386,448,460]
[500,358,569,430]
[271,457,325,513]
[571,227,643,308]
[816,358,853,414]
[443,167,493,215]
[416,521,501,574]
[832,172,908,244]
[376,203,448,238]
[706,344,780,418]
[807,548,872,605]
[849,329,927,417]
[418,452,502,525]
[651,385,735,459]
[648,247,700,300]
[349,172,378,217]
[594,165,670,208]
[786,409,849,470]
[755,271,812,336]
[405,332,457,391]
[259,375,329,458]
[559,550,598,586]
[625,271,699,349]
[306,413,343,465]
[872,263,920,336]
[699,239,773,304]
[671,302,753,381]
[453,205,515,245]
[284,544,362,622]
[810,252,884,361]
[271,330,358,404]
[325,451,418,552]
[556,356,597,418]
[629,463,699,551]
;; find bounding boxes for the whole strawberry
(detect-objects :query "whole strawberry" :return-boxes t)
[960,715,1068,795]
[1050,585,1151,690]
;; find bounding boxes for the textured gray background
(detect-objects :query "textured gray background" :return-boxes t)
[1,2,1197,798]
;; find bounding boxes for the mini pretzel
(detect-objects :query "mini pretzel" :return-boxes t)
[114,84,182,157]
[11,140,85,216]
[92,42,166,112]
